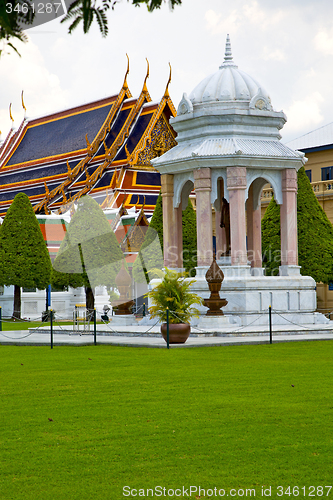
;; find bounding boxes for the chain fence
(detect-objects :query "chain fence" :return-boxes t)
[0,304,331,347]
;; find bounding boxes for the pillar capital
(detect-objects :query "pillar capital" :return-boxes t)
[282,169,297,192]
[227,167,247,190]
[194,168,211,191]
[161,173,174,197]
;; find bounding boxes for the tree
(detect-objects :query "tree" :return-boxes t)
[262,166,333,283]
[0,0,182,56]
[132,194,197,283]
[132,193,163,284]
[182,198,197,276]
[0,192,52,318]
[0,0,33,56]
[51,195,124,310]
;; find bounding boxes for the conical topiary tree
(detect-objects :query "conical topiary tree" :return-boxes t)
[52,195,124,310]
[182,198,197,276]
[0,193,52,319]
[262,166,333,283]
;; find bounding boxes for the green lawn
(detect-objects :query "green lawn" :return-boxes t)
[0,342,332,500]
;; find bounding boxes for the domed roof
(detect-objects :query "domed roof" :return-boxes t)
[188,35,273,111]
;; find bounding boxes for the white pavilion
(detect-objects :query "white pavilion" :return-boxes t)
[152,36,328,327]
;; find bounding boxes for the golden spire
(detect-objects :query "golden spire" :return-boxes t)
[142,58,150,94]
[164,62,172,98]
[122,53,130,91]
[85,133,91,151]
[21,90,27,114]
[9,103,14,124]
[44,181,50,198]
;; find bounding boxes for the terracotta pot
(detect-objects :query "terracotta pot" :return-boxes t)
[161,323,191,344]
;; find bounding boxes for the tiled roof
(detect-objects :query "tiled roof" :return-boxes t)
[286,122,333,151]
[6,103,113,166]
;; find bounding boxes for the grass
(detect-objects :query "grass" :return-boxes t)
[0,342,332,499]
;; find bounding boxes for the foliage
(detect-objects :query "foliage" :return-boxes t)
[262,167,333,283]
[61,0,109,37]
[0,192,51,287]
[147,268,203,324]
[297,166,333,283]
[52,196,124,305]
[133,195,198,284]
[261,196,281,276]
[108,288,120,303]
[182,198,197,276]
[0,192,52,318]
[132,193,163,284]
[1,0,182,56]
[0,0,33,56]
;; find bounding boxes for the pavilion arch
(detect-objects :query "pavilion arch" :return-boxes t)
[173,173,195,209]
[246,169,283,210]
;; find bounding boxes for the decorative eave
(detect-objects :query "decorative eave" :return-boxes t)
[125,65,177,168]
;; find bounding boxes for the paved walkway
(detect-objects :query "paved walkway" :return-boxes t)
[1,323,333,348]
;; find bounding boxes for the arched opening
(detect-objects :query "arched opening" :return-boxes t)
[246,176,278,274]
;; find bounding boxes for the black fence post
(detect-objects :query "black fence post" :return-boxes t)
[166,307,169,350]
[269,305,272,344]
[94,308,97,345]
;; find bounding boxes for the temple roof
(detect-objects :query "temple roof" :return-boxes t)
[0,62,177,216]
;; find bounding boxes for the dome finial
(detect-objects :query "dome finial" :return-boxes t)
[220,34,238,69]
[225,34,232,61]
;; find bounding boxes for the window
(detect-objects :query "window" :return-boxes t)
[305,169,312,182]
[321,167,333,181]
[329,283,333,291]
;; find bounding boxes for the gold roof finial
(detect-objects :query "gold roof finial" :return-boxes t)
[142,58,150,94]
[9,103,14,125]
[164,62,172,98]
[85,133,91,151]
[21,90,27,115]
[122,53,130,91]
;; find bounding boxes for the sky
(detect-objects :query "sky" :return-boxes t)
[1,0,333,144]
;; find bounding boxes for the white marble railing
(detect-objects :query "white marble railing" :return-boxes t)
[261,180,333,202]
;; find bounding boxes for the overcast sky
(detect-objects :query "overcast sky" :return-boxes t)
[1,0,333,144]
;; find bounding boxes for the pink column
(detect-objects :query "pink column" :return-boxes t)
[247,183,263,268]
[227,167,247,266]
[161,174,180,269]
[176,204,183,269]
[280,168,298,274]
[194,168,213,267]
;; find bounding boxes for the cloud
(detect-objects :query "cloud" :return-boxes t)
[314,29,333,55]
[0,37,70,136]
[284,92,324,134]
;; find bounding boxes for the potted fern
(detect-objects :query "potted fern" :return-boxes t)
[147,268,203,343]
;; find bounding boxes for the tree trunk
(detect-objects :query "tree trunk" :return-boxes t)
[85,286,95,314]
[13,285,21,319]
